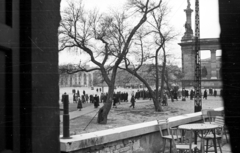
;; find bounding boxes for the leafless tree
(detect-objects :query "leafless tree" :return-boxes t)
[59,0,162,124]
[119,1,178,111]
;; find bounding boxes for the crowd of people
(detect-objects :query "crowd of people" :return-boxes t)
[169,88,222,101]
[61,87,222,111]
[62,88,131,111]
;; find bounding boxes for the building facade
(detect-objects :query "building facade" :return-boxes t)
[59,71,93,87]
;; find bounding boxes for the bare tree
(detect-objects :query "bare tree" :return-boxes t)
[59,0,162,124]
[119,2,178,111]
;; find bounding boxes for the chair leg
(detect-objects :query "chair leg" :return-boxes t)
[206,139,209,153]
[225,131,229,143]
[217,139,223,153]
[169,140,172,153]
[162,139,166,153]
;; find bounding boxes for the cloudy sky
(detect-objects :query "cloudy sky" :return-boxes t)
[59,0,221,66]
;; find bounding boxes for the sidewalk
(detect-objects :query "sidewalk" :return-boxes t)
[59,99,149,123]
[60,103,103,123]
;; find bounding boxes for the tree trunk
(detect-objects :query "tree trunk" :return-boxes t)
[153,96,163,111]
[160,46,166,103]
[164,74,174,102]
[123,65,163,112]
[148,90,163,112]
[154,46,163,112]
[97,85,114,124]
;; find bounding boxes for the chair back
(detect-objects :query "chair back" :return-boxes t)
[213,116,225,127]
[202,109,214,123]
[170,127,181,142]
[208,110,224,122]
[212,116,225,137]
[157,119,170,136]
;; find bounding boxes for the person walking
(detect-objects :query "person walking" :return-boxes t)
[113,94,117,108]
[90,94,93,103]
[81,95,86,103]
[85,94,89,103]
[162,93,168,106]
[77,90,80,98]
[203,89,207,99]
[77,96,82,111]
[73,93,76,103]
[129,95,136,109]
[94,94,99,108]
[190,89,194,100]
[214,89,217,97]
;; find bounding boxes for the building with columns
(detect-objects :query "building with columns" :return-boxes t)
[59,71,94,87]
[201,56,221,79]
[59,64,94,87]
[179,1,222,89]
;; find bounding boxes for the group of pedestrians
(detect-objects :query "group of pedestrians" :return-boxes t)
[173,88,221,101]
[64,87,222,112]
[70,89,101,111]
[155,87,222,103]
[112,92,129,108]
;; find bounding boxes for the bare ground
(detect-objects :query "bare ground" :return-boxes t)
[60,96,224,135]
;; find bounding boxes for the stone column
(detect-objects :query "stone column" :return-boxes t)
[91,73,93,87]
[76,73,78,85]
[210,50,217,79]
[86,73,89,87]
[76,73,78,86]
[83,73,86,86]
[79,73,82,86]
[80,73,82,86]
[79,73,81,86]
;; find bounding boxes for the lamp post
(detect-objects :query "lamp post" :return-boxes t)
[194,0,202,112]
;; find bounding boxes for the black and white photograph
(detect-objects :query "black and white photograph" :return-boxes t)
[0,0,240,152]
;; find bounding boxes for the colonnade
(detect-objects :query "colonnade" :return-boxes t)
[60,72,93,87]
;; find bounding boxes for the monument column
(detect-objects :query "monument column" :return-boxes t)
[180,0,195,87]
[182,0,193,41]
[210,50,217,79]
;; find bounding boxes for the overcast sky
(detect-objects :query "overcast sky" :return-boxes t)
[59,0,221,66]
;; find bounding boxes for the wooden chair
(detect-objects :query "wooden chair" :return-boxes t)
[207,110,224,123]
[157,119,181,153]
[207,110,228,143]
[170,128,198,153]
[202,109,214,124]
[202,116,225,153]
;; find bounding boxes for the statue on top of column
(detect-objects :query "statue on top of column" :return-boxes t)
[182,0,193,40]
[187,0,191,9]
[185,22,192,34]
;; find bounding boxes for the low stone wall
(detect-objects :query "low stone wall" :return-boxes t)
[60,107,223,153]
